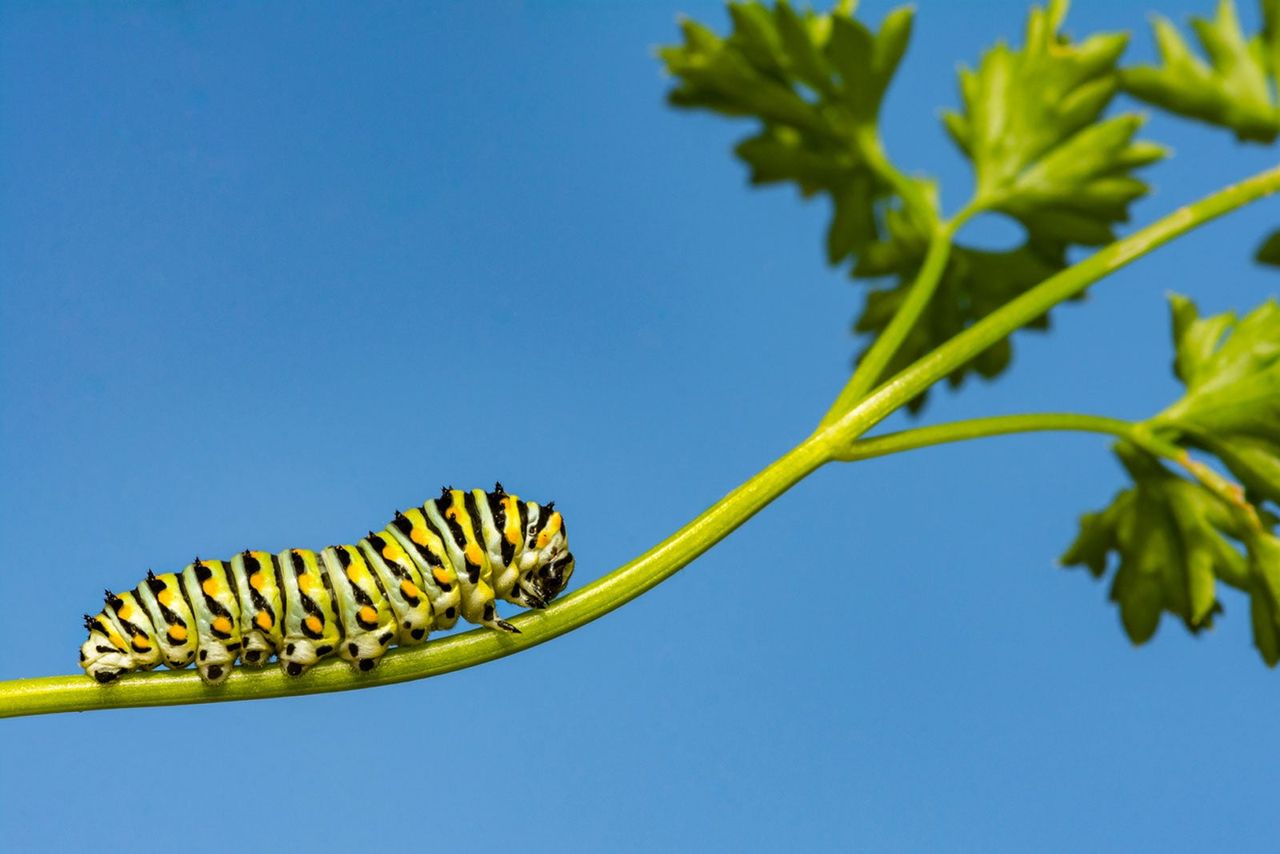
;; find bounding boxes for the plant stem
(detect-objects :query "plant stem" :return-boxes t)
[2,163,1277,719]
[0,437,831,719]
[819,205,978,428]
[817,163,1280,443]
[833,413,1143,461]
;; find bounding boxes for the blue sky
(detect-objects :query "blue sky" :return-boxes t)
[2,1,1279,850]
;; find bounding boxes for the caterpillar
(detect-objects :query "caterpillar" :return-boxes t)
[79,484,574,684]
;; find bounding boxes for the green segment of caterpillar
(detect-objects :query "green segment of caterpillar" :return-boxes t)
[79,484,574,685]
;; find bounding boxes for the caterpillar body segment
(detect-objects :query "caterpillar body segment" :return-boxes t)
[278,549,342,678]
[103,590,163,669]
[424,490,510,632]
[322,544,397,672]
[79,485,575,685]
[228,550,284,667]
[136,570,198,669]
[359,530,438,644]
[183,559,243,684]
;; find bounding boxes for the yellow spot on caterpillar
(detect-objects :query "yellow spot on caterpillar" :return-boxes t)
[432,567,452,586]
[345,564,365,584]
[212,616,232,635]
[304,615,323,635]
[168,625,187,642]
[400,580,421,600]
[536,513,563,549]
[202,578,219,598]
[119,602,133,619]
[157,587,174,606]
[256,610,273,630]
[358,605,378,624]
[445,506,460,521]
[410,527,429,546]
[250,572,266,592]
[382,543,405,563]
[298,574,318,594]
[464,544,484,565]
[131,637,151,652]
[107,629,128,651]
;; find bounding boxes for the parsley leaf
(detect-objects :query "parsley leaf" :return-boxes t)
[1061,443,1240,642]
[1121,0,1280,142]
[659,0,920,264]
[943,0,1165,248]
[1153,294,1280,506]
[856,0,1162,408]
[661,1,1163,411]
[1064,295,1280,663]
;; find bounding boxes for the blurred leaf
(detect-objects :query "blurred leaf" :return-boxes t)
[1062,443,1242,644]
[1065,295,1280,664]
[1121,0,1280,142]
[1248,530,1280,664]
[851,0,1162,409]
[944,0,1165,248]
[662,1,1164,413]
[1154,294,1280,505]
[659,1,921,265]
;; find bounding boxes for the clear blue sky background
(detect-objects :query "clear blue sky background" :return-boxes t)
[2,1,1278,850]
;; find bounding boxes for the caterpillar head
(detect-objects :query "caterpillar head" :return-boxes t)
[79,614,131,684]
[515,500,574,605]
[531,550,574,603]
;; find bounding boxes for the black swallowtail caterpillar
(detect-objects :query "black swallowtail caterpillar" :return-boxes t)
[79,484,574,684]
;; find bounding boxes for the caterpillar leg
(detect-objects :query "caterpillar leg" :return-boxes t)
[323,545,397,672]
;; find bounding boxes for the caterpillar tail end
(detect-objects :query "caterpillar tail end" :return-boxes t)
[494,619,520,634]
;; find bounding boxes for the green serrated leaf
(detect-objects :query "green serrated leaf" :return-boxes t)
[1061,443,1247,644]
[1246,530,1280,664]
[945,0,1165,248]
[660,1,918,265]
[1122,0,1280,143]
[844,0,1165,411]
[1154,294,1280,504]
[1065,295,1280,665]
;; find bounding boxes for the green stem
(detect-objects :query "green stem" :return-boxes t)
[819,205,978,427]
[0,438,831,719]
[3,163,1277,719]
[833,413,1143,461]
[817,164,1280,447]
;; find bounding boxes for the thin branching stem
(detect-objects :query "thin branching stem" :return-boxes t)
[2,163,1278,720]
[833,412,1142,461]
[819,203,980,427]
[836,413,1259,524]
